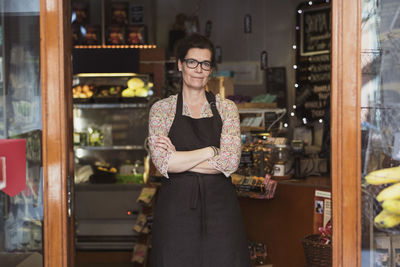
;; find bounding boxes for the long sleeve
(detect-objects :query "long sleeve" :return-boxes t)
[148,97,176,178]
[207,97,241,177]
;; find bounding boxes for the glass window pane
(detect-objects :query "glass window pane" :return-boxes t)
[0,1,43,266]
[361,0,400,266]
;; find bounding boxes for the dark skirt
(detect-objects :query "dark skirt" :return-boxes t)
[150,172,252,267]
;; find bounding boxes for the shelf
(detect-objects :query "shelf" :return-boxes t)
[73,103,147,109]
[241,126,265,132]
[74,45,157,49]
[237,108,286,114]
[74,145,145,151]
[75,183,145,191]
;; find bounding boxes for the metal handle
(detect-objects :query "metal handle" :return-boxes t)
[67,175,73,218]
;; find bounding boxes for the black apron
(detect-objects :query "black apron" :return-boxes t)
[151,92,251,267]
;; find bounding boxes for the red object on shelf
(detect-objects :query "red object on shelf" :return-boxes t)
[0,139,26,196]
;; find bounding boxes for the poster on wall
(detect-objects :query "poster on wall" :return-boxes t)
[218,61,262,85]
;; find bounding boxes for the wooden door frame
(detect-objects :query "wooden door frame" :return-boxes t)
[37,0,363,265]
[331,0,362,266]
[40,0,74,266]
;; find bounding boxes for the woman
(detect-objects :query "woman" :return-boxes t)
[148,34,251,267]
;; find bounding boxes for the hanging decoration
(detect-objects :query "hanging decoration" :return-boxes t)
[205,20,212,38]
[244,14,252,33]
[260,51,268,70]
[215,46,222,64]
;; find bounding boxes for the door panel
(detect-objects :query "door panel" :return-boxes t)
[0,1,43,266]
[361,0,400,266]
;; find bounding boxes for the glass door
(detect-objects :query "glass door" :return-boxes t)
[361,0,400,266]
[0,1,43,266]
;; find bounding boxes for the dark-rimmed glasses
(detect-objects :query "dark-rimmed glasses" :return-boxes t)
[183,58,212,71]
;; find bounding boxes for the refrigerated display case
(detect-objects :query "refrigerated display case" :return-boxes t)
[73,72,152,250]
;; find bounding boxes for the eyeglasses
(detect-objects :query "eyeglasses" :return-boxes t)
[183,58,212,71]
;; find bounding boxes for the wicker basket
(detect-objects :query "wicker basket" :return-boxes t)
[302,234,332,267]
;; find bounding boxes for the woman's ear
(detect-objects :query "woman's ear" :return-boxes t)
[177,60,182,72]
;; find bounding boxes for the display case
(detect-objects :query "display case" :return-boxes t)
[73,72,151,250]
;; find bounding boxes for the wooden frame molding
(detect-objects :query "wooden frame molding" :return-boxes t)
[40,0,73,266]
[331,0,362,266]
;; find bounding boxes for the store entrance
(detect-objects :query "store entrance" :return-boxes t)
[69,1,332,267]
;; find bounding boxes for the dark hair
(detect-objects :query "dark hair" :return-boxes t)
[175,34,215,67]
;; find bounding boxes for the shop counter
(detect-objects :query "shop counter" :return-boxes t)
[238,176,330,267]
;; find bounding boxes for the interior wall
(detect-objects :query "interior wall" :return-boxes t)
[155,0,305,109]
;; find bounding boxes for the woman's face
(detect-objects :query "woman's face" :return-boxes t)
[178,48,212,91]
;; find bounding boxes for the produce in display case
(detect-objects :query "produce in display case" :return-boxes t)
[72,73,153,104]
[73,72,151,185]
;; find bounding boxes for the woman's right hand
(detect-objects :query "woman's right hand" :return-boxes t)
[153,135,176,153]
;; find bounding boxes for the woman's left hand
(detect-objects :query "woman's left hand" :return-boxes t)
[154,135,176,152]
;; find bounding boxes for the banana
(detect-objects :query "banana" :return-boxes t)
[374,209,400,228]
[376,183,400,202]
[365,166,400,185]
[382,199,400,215]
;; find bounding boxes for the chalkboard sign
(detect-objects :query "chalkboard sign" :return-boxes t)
[295,2,331,122]
[300,5,331,56]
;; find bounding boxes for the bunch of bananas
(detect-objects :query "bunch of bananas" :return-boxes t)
[365,166,400,228]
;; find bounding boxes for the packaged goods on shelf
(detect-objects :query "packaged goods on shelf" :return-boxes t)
[232,173,277,199]
[137,187,157,206]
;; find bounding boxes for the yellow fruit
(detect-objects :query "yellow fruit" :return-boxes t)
[122,88,135,97]
[83,85,90,93]
[127,78,145,89]
[374,209,400,228]
[376,183,400,202]
[365,166,400,185]
[135,87,148,97]
[382,199,400,215]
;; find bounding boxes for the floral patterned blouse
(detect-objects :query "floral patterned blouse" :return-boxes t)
[148,93,241,178]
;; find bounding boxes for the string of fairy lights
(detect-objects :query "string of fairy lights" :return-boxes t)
[286,0,330,129]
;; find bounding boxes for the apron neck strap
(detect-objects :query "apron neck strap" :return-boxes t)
[177,91,218,117]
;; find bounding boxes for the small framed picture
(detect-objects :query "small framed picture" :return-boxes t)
[111,2,129,26]
[72,2,89,25]
[107,25,125,45]
[315,200,324,214]
[82,25,101,45]
[126,25,147,45]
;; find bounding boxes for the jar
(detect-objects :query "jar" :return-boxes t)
[272,144,290,177]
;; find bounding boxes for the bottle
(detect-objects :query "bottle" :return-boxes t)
[272,144,289,178]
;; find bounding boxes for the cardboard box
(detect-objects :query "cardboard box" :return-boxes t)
[206,77,234,98]
[374,233,391,267]
[392,235,400,266]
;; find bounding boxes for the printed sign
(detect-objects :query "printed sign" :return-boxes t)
[0,139,26,196]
